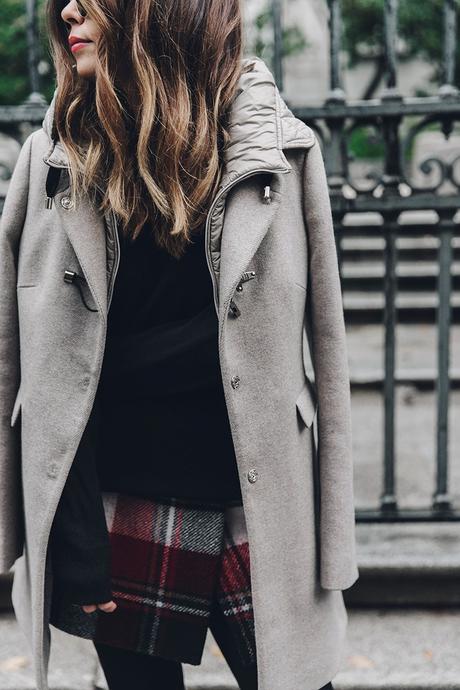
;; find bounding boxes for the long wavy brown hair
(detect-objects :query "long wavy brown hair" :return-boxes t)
[46,0,254,257]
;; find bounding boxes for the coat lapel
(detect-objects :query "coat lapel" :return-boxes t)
[197,57,296,322]
[216,173,285,327]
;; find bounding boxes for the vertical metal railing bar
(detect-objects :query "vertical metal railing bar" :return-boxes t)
[25,0,40,96]
[325,1,347,299]
[272,0,284,95]
[327,0,345,99]
[433,214,454,512]
[383,0,399,92]
[381,215,398,512]
[432,0,456,514]
[380,0,402,515]
[442,0,458,91]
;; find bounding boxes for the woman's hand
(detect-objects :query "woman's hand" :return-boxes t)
[81,600,117,613]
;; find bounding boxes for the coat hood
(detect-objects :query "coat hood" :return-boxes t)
[41,56,315,190]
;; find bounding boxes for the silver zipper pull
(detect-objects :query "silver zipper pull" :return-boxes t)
[263,185,272,204]
[63,269,77,284]
[63,270,98,312]
[45,197,54,209]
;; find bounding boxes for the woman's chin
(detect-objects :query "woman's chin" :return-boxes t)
[74,57,96,80]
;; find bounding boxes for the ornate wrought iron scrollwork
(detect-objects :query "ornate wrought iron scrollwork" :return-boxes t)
[402,113,460,194]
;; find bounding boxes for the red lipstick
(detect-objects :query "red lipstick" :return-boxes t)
[69,35,92,52]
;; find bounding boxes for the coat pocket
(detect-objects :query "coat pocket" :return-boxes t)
[10,386,22,428]
[295,378,317,428]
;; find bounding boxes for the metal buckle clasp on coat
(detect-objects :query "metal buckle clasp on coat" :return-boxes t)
[229,271,257,318]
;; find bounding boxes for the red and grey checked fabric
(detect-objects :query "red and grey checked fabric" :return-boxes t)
[83,492,256,666]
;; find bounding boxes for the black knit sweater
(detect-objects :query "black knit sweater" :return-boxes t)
[49,221,242,606]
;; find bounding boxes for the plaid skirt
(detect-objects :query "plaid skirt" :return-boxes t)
[49,491,256,667]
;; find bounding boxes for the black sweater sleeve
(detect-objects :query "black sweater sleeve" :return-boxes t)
[49,393,113,606]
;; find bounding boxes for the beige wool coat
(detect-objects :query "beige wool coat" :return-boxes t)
[0,56,359,690]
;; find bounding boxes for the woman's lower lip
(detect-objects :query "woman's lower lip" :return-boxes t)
[71,41,92,52]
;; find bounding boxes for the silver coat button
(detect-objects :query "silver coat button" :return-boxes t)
[47,462,59,478]
[80,376,91,390]
[231,375,241,389]
[60,195,74,209]
[247,469,259,483]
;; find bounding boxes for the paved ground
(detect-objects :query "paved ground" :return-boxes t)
[1,607,460,690]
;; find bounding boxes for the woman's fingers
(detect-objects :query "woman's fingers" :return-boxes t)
[81,600,117,614]
[98,600,117,613]
[81,604,97,613]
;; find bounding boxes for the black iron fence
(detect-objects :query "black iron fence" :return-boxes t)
[272,0,459,522]
[0,0,458,523]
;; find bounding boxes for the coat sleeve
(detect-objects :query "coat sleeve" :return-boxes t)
[49,394,114,606]
[301,136,359,591]
[0,132,35,574]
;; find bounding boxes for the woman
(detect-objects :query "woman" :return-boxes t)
[0,0,359,689]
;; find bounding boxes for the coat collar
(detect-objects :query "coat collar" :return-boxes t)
[41,56,315,186]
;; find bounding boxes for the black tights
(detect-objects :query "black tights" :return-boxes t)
[94,643,185,690]
[94,597,334,690]
[94,643,335,690]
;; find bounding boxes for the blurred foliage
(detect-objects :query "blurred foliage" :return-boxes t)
[251,4,308,65]
[0,0,29,104]
[349,126,385,159]
[342,0,460,95]
[0,0,55,105]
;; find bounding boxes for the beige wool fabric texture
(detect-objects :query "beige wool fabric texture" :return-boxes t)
[0,57,359,690]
